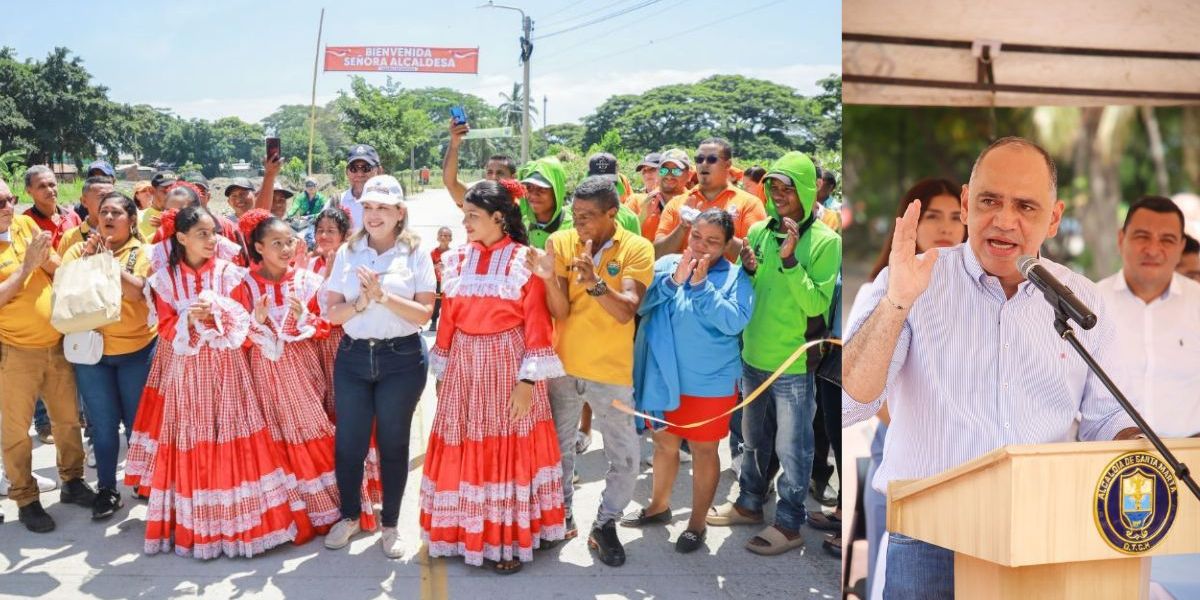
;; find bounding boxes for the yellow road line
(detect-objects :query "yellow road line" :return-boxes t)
[416,387,449,600]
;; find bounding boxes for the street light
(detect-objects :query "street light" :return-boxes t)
[479,1,532,164]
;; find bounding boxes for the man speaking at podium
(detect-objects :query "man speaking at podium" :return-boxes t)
[841,137,1141,599]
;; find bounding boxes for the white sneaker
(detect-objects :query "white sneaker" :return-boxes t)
[380,526,403,559]
[574,430,592,454]
[86,443,96,469]
[0,472,57,495]
[34,472,57,493]
[324,518,362,550]
[679,448,693,464]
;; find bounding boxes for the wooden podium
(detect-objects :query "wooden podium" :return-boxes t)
[887,439,1200,599]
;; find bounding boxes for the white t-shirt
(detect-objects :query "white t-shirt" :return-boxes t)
[1097,270,1200,438]
[340,188,363,230]
[326,236,437,340]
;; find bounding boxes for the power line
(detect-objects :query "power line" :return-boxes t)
[534,0,664,40]
[534,0,689,61]
[537,0,642,29]
[536,0,786,78]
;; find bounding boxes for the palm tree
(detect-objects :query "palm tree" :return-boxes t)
[498,83,539,129]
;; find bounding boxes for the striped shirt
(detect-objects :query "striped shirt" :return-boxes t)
[841,244,1135,493]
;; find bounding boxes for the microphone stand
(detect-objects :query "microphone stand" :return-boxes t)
[1053,308,1200,502]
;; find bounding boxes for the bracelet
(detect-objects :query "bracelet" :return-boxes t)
[354,297,368,313]
[884,293,906,311]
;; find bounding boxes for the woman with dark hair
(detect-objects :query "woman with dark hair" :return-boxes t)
[623,207,753,553]
[233,209,343,539]
[61,192,156,519]
[852,176,965,598]
[140,205,309,559]
[420,179,566,574]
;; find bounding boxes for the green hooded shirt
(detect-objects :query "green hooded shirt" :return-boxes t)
[517,157,639,247]
[742,151,842,375]
[517,157,573,249]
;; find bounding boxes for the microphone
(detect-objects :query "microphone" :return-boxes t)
[1017,255,1097,330]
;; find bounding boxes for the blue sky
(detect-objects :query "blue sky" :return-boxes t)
[2,0,839,125]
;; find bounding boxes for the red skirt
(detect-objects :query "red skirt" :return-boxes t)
[144,344,312,559]
[124,345,173,496]
[248,339,340,535]
[664,392,738,442]
[419,328,565,566]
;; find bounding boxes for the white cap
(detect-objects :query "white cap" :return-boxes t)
[360,175,405,206]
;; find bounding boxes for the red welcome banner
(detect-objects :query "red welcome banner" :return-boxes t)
[324,46,479,74]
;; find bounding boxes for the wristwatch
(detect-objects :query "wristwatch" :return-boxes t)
[586,279,608,297]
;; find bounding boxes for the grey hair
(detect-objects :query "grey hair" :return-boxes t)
[968,136,1057,198]
[24,165,54,188]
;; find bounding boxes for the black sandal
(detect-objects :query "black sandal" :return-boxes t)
[490,559,524,575]
[675,528,707,553]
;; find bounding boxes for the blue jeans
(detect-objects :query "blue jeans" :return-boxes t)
[884,532,954,599]
[865,423,889,599]
[333,334,426,528]
[735,363,815,532]
[73,340,156,489]
[34,398,49,430]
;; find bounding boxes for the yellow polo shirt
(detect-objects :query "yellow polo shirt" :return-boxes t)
[0,216,60,348]
[62,237,156,356]
[547,226,654,386]
[57,221,94,255]
[138,206,162,242]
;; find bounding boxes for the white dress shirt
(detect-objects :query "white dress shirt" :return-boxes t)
[842,244,1136,493]
[1097,270,1200,438]
[326,236,436,340]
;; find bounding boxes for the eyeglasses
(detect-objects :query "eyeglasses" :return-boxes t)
[658,166,685,177]
[348,163,374,174]
[0,196,15,208]
[694,155,721,165]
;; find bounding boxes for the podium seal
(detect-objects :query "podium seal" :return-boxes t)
[1094,451,1178,554]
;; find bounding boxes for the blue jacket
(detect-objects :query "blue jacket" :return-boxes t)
[633,255,754,423]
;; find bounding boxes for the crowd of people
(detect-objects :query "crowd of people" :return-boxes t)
[0,120,841,575]
[842,136,1200,599]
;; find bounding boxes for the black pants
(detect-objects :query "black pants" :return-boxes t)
[333,334,427,527]
[811,377,842,501]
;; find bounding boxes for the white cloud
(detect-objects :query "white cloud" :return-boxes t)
[146,64,838,126]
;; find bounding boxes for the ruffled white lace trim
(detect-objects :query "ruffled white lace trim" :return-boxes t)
[172,291,251,356]
[517,350,565,382]
[441,244,533,300]
[429,347,449,380]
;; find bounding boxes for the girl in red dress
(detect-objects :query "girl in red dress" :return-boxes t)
[420,180,566,574]
[142,206,310,558]
[235,209,341,537]
[125,206,242,498]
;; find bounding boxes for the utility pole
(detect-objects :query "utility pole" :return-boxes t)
[306,8,325,176]
[543,94,548,129]
[481,2,532,163]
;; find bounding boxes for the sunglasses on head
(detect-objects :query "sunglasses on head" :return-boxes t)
[658,166,685,177]
[694,154,721,165]
[347,163,374,174]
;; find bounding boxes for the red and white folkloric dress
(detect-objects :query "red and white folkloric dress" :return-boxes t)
[420,236,566,566]
[235,267,342,535]
[125,235,246,496]
[142,257,311,559]
[308,253,384,530]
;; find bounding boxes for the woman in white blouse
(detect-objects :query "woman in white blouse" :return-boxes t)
[321,175,436,558]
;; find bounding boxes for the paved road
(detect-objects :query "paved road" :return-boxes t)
[0,188,840,599]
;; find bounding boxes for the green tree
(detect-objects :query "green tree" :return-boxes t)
[337,77,436,173]
[497,82,538,129]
